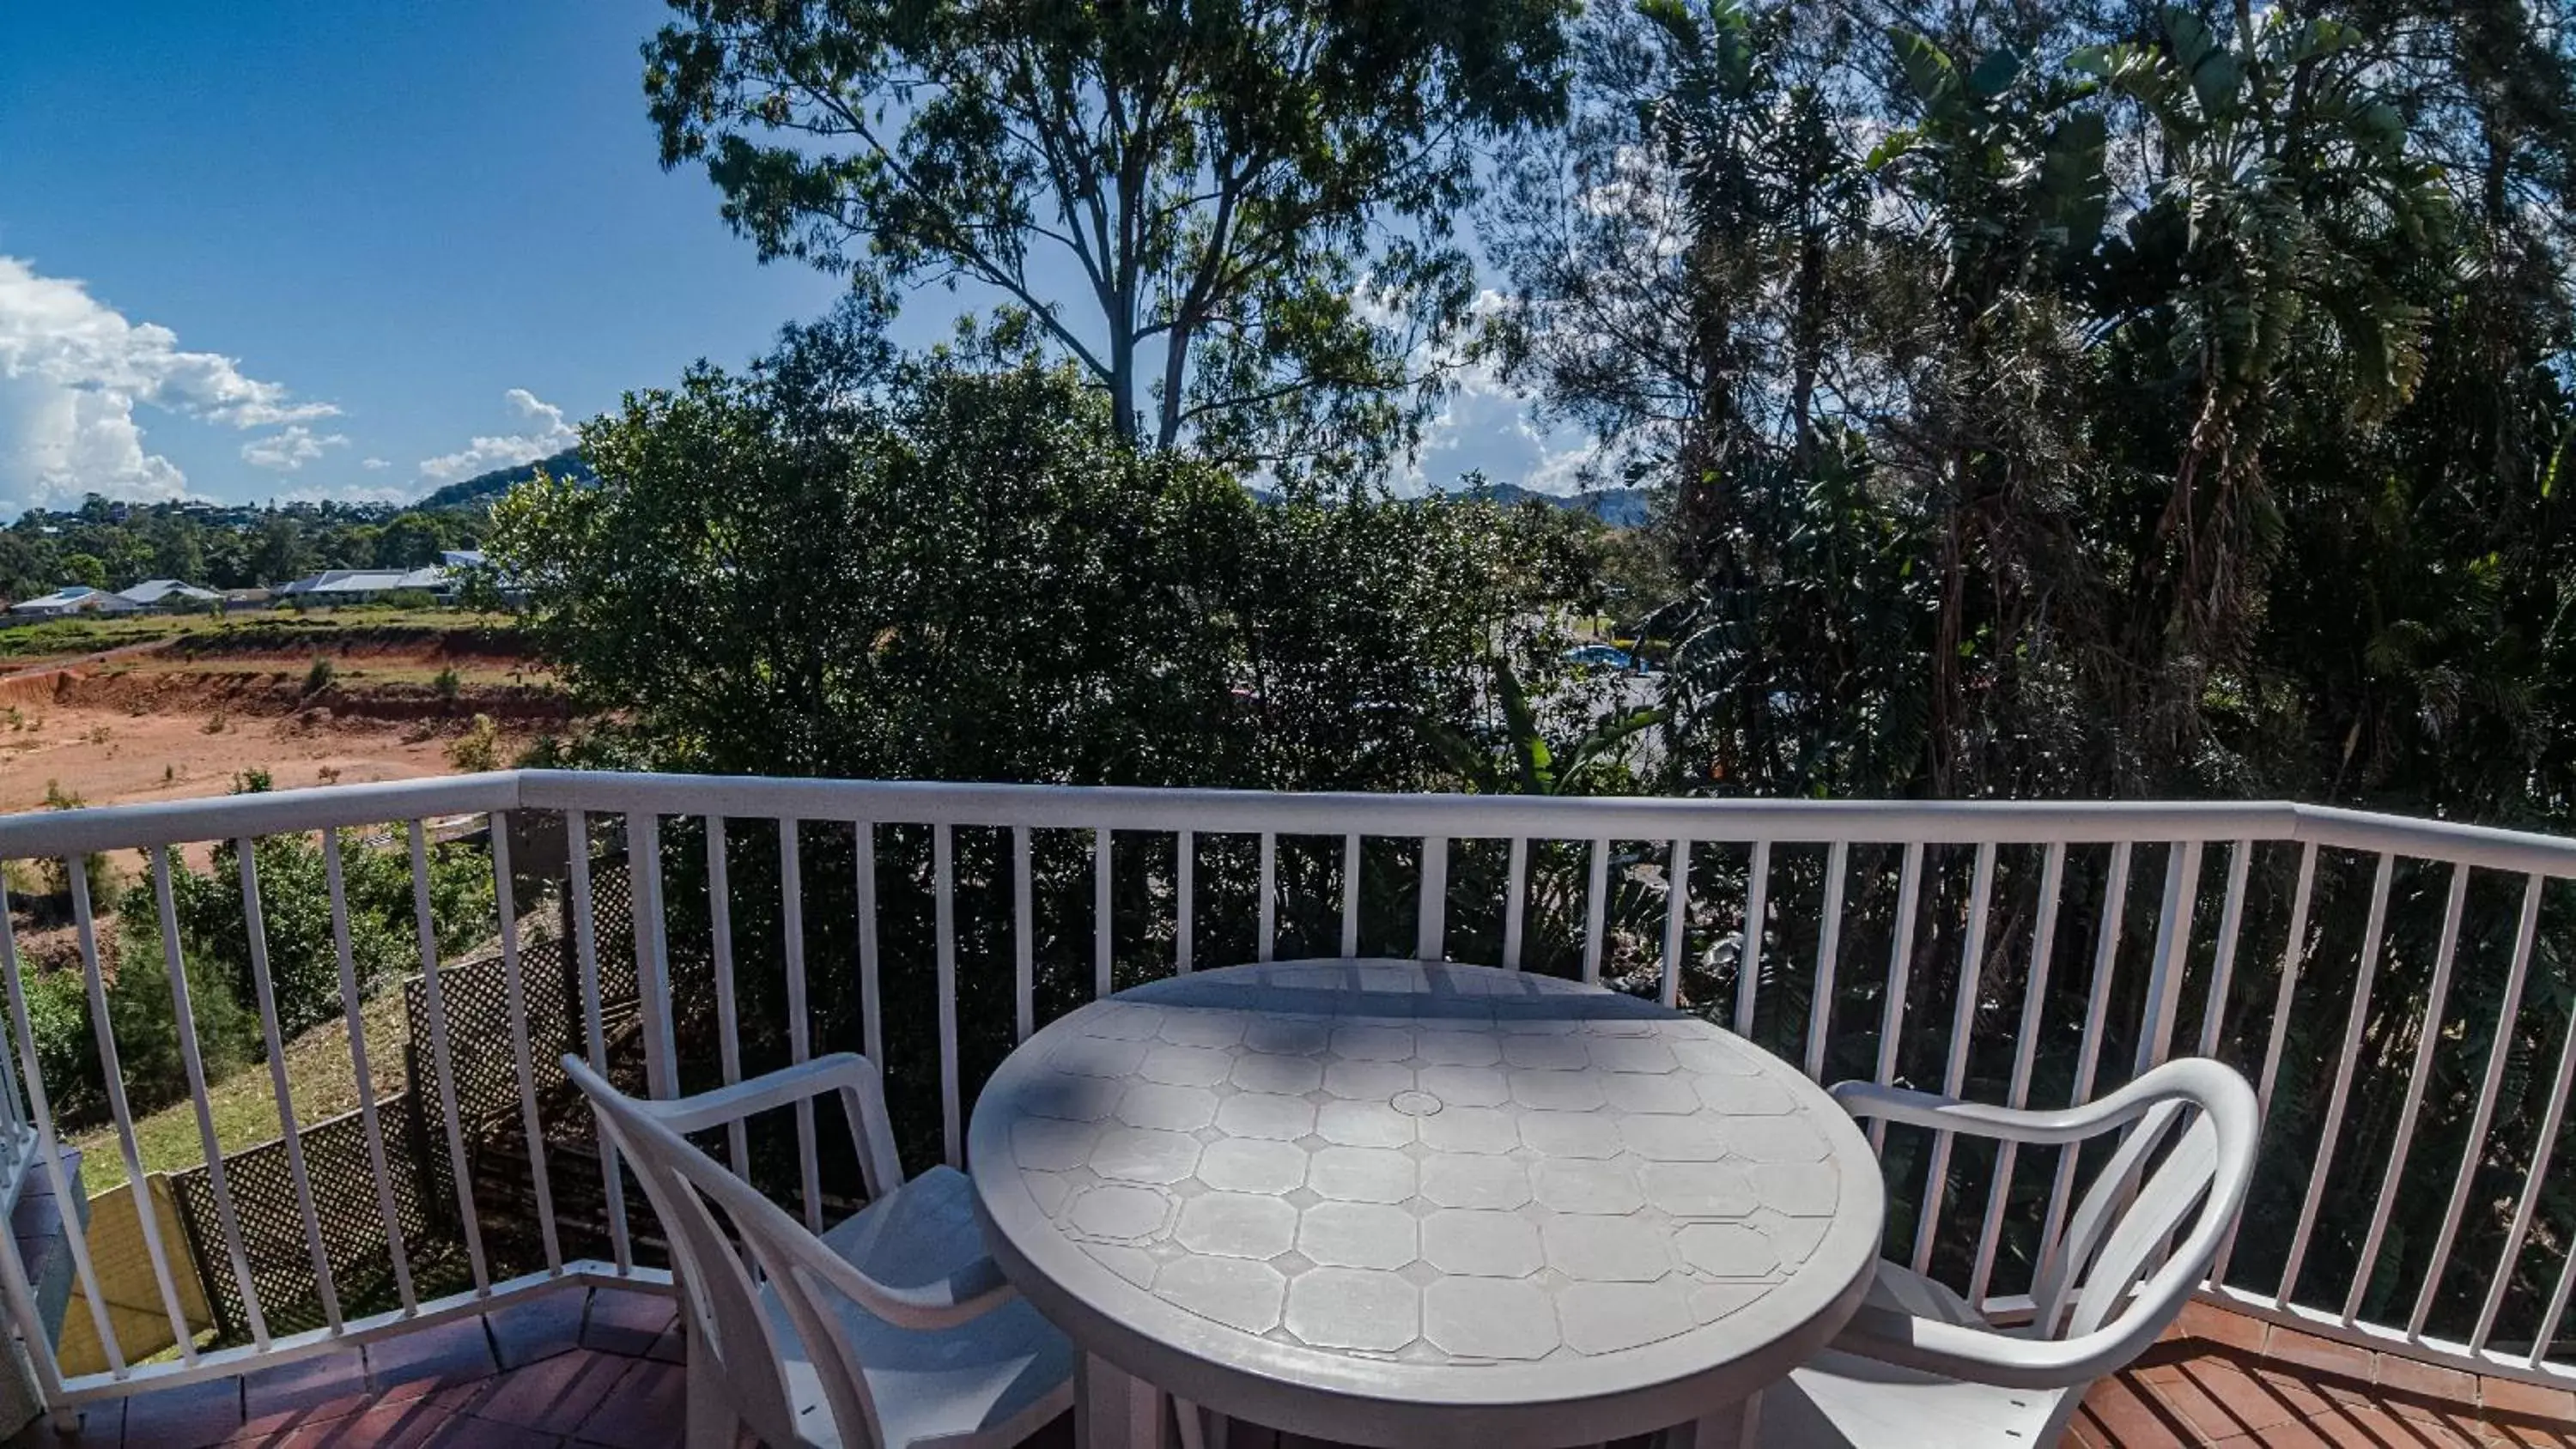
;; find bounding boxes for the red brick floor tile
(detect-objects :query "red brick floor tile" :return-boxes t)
[2482,1378,2576,1423]
[487,1289,589,1371]
[2268,1329,2379,1385]
[642,1320,685,1367]
[2484,1417,2576,1449]
[274,1397,454,1449]
[2082,1370,2199,1446]
[121,1375,246,1449]
[233,1350,378,1440]
[366,1317,499,1399]
[2168,1360,2314,1436]
[10,1401,123,1448]
[2375,1355,2476,1406]
[2180,1301,2275,1356]
[567,1357,683,1449]
[579,1288,677,1359]
[467,1349,633,1437]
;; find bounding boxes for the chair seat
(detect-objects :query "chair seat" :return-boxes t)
[1860,1261,1987,1330]
[762,1165,1076,1449]
[1759,1349,2071,1449]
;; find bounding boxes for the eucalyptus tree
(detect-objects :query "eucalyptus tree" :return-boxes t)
[643,0,1576,478]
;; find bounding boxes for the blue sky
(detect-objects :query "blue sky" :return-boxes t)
[0,3,1583,515]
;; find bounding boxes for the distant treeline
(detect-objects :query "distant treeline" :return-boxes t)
[0,448,591,601]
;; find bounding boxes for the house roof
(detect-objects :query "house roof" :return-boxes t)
[276,567,452,596]
[118,579,223,604]
[9,585,135,614]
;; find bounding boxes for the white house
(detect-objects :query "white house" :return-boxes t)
[272,565,454,603]
[116,579,224,609]
[8,586,142,618]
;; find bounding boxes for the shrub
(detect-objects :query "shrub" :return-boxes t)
[432,665,462,703]
[447,713,501,772]
[303,656,337,694]
[21,967,104,1125]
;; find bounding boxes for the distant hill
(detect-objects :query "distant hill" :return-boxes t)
[413,447,594,512]
[1449,479,1653,529]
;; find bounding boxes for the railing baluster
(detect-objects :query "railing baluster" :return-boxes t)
[2136,840,2202,1073]
[936,825,962,1168]
[1659,840,1691,1009]
[72,860,195,1361]
[1176,829,1195,973]
[1970,840,2060,1307]
[155,847,270,1344]
[1503,837,1528,971]
[1583,838,1609,985]
[1735,840,1771,1039]
[325,827,417,1309]
[1914,841,1995,1276]
[2417,875,2541,1337]
[781,820,820,1234]
[2343,862,2467,1321]
[1417,835,1449,962]
[1803,841,1850,1081]
[410,822,489,1294]
[2197,840,2252,1058]
[1094,828,1114,996]
[1013,826,1036,1040]
[566,809,633,1274]
[2280,851,2395,1305]
[1340,834,1360,960]
[1258,832,1277,963]
[855,820,883,1065]
[1868,841,1925,1152]
[490,817,562,1273]
[707,817,747,1173]
[2215,839,2318,1284]
[2039,840,2130,1279]
[0,875,124,1374]
[628,812,677,1098]
[2533,1240,2576,1370]
[238,839,342,1328]
[2476,973,2576,1352]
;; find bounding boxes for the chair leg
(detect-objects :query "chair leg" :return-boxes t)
[1659,1391,1760,1448]
[686,1325,738,1449]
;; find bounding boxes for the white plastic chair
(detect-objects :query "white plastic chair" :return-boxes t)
[1757,1057,2260,1448]
[563,1053,1075,1449]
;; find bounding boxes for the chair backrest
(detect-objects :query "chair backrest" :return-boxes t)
[564,1056,896,1449]
[1831,1056,2259,1397]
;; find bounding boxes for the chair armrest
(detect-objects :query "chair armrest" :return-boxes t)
[617,1054,881,1136]
[1830,1058,2244,1147]
[1831,1292,2169,1391]
[823,1250,1022,1333]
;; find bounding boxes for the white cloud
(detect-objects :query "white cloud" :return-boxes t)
[0,255,337,510]
[416,387,579,482]
[1400,290,1595,497]
[361,456,389,470]
[240,424,349,472]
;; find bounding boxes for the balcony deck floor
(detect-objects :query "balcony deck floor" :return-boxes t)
[6,1292,2567,1448]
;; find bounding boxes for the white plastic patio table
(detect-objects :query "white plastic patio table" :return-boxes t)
[968,959,1885,1449]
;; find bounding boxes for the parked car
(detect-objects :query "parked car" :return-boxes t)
[1563,643,1636,671]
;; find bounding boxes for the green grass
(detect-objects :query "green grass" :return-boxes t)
[68,990,412,1196]
[0,609,521,671]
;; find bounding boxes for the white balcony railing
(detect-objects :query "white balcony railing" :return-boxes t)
[0,771,2572,1414]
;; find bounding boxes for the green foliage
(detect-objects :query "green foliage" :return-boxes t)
[125,834,494,1051]
[642,0,1577,476]
[447,714,501,773]
[491,317,1570,791]
[2,494,494,603]
[20,968,101,1124]
[302,656,337,694]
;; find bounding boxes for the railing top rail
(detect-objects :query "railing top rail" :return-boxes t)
[0,773,521,858]
[4,768,2573,878]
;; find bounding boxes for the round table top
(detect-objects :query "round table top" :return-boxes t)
[968,960,1884,1449]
